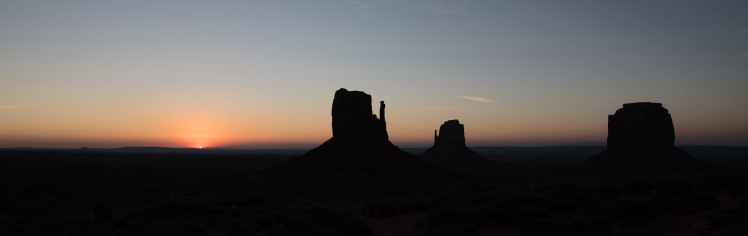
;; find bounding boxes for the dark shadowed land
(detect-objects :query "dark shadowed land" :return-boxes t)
[1,146,748,235]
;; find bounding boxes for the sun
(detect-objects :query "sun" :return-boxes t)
[175,120,224,149]
[188,142,210,149]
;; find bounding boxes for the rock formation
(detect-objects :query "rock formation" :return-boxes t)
[583,102,710,173]
[420,120,499,174]
[607,102,675,150]
[262,88,454,187]
[433,120,466,149]
[331,88,388,143]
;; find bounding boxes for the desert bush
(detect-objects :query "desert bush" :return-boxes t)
[521,215,612,236]
[737,194,748,211]
[364,200,403,218]
[621,181,653,196]
[698,171,748,194]
[158,220,206,236]
[655,178,694,196]
[364,198,435,217]
[538,181,580,199]
[547,195,584,213]
[500,191,552,209]
[586,182,621,199]
[608,197,657,226]
[492,204,551,226]
[650,193,686,211]
[613,226,664,236]
[651,190,719,212]
[282,206,371,236]
[441,182,497,198]
[419,207,475,228]
[690,193,719,208]
[418,223,481,236]
[577,195,609,216]
[438,182,499,207]
[521,218,557,236]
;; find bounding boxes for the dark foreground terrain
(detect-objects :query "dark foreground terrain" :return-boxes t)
[2,146,748,235]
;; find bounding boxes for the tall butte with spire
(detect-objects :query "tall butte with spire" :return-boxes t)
[582,102,711,173]
[262,88,453,185]
[420,120,499,174]
[330,89,388,143]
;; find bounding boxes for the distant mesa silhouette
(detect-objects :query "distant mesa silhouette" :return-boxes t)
[433,120,466,149]
[420,120,499,173]
[607,102,675,150]
[262,88,454,183]
[582,102,710,173]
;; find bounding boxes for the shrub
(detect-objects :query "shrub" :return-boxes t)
[737,194,748,211]
[540,182,579,199]
[587,182,621,199]
[365,198,435,217]
[492,204,551,226]
[521,215,612,236]
[655,178,694,196]
[419,207,475,228]
[439,182,499,207]
[608,197,657,226]
[158,220,206,236]
[650,194,686,211]
[613,226,664,236]
[283,206,371,236]
[419,223,481,236]
[364,200,404,218]
[521,219,557,236]
[620,181,653,196]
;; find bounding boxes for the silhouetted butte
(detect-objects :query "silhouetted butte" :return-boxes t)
[262,88,453,185]
[420,120,499,174]
[582,102,710,174]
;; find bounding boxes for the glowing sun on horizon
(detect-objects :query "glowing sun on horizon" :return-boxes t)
[176,121,224,149]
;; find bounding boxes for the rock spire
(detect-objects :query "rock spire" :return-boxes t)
[331,88,388,142]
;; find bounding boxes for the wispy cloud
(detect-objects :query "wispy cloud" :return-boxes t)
[351,0,372,9]
[460,96,495,103]
[355,4,371,9]
[424,0,470,16]
[425,106,469,111]
[350,1,375,18]
[0,105,19,109]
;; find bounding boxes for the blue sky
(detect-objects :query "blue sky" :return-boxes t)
[1,0,747,147]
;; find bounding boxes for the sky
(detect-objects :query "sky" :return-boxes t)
[1,0,747,148]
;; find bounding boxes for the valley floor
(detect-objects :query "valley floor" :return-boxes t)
[1,147,748,235]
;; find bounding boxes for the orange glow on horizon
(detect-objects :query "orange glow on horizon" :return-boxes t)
[174,120,226,149]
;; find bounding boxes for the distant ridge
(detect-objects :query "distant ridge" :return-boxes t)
[119,146,199,151]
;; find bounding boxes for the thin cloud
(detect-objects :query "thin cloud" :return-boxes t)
[425,106,469,111]
[355,4,372,9]
[460,96,495,103]
[351,0,372,9]
[0,105,19,109]
[424,0,470,16]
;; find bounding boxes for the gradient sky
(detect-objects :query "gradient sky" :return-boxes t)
[1,0,747,148]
